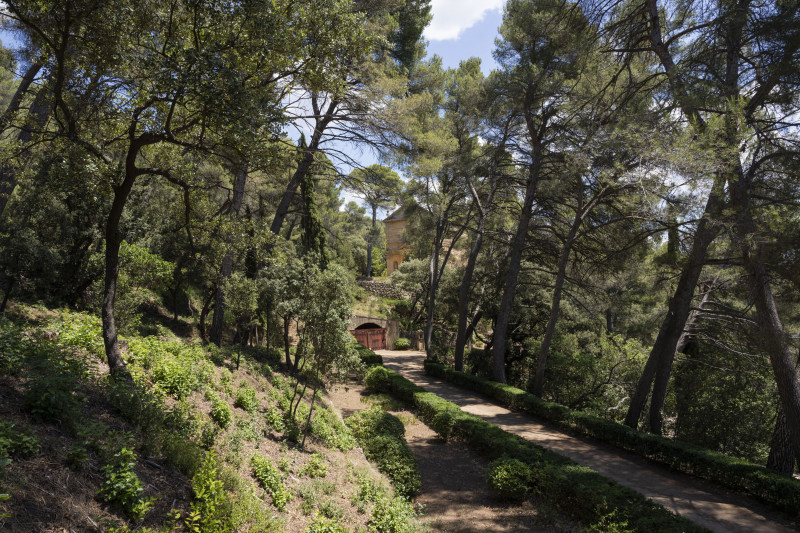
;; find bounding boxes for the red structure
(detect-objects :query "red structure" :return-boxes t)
[351,323,386,350]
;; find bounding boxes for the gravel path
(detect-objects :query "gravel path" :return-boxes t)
[377,350,799,533]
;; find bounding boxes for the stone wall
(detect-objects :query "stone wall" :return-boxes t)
[358,280,403,300]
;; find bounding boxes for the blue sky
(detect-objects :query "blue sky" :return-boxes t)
[424,0,504,73]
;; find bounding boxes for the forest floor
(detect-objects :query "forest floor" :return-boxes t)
[376,350,799,533]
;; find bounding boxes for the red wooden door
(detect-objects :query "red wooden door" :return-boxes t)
[351,328,386,350]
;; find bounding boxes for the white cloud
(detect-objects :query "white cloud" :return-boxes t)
[423,0,504,41]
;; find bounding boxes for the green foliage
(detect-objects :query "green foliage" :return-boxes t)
[393,337,411,350]
[345,408,419,499]
[265,406,286,432]
[366,365,706,532]
[234,386,260,414]
[486,457,531,502]
[424,360,800,518]
[306,513,348,533]
[206,391,233,429]
[0,422,40,459]
[367,496,424,533]
[251,453,293,511]
[0,319,29,375]
[300,453,329,478]
[346,408,405,442]
[353,342,384,367]
[186,452,232,533]
[127,337,214,399]
[23,347,86,426]
[52,312,105,357]
[97,447,155,521]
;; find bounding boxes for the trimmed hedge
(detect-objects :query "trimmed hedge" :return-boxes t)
[424,361,800,518]
[345,408,420,499]
[364,365,706,533]
[353,343,383,367]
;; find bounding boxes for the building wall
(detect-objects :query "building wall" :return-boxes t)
[385,216,408,276]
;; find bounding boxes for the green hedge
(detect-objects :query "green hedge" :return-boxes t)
[424,361,800,518]
[345,408,420,499]
[353,343,383,367]
[364,366,706,533]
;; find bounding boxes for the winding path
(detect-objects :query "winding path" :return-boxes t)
[377,349,799,533]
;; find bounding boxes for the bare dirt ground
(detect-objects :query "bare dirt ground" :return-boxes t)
[327,379,576,533]
[377,350,800,533]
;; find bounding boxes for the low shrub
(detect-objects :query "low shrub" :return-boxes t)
[97,447,155,521]
[301,453,328,478]
[345,408,420,499]
[0,422,40,459]
[345,408,405,441]
[251,453,293,511]
[234,386,260,414]
[306,513,348,533]
[367,496,424,533]
[486,457,531,502]
[364,365,706,532]
[353,343,383,367]
[208,392,233,429]
[394,338,411,350]
[424,361,800,518]
[186,451,233,533]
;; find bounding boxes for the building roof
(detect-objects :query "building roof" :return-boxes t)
[383,206,408,222]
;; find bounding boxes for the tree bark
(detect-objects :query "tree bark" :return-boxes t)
[366,205,376,278]
[532,216,581,396]
[0,65,51,222]
[267,98,338,247]
[491,163,541,383]
[455,175,498,371]
[424,218,445,358]
[624,184,723,429]
[209,161,248,346]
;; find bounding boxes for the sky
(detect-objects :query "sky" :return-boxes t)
[424,0,504,73]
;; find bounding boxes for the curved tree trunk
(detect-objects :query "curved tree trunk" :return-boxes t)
[0,64,51,222]
[210,161,249,346]
[455,176,497,371]
[624,183,723,429]
[532,220,579,396]
[491,163,541,383]
[267,98,338,248]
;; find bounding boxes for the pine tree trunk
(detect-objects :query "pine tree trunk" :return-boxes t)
[0,65,51,222]
[624,185,723,429]
[767,407,796,475]
[491,163,540,383]
[532,220,579,396]
[424,219,444,358]
[209,162,248,346]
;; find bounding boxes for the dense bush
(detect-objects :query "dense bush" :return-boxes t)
[251,453,293,511]
[0,422,40,459]
[424,361,800,517]
[345,408,420,499]
[393,338,410,350]
[353,342,383,367]
[364,365,706,532]
[486,457,531,502]
[97,447,155,521]
[234,386,260,414]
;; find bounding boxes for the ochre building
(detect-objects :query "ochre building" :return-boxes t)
[384,206,409,276]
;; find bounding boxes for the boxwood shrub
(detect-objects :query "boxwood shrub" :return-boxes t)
[345,407,420,499]
[364,365,707,533]
[394,338,411,350]
[352,343,383,367]
[424,361,800,518]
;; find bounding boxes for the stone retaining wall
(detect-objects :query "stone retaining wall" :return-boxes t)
[358,280,404,300]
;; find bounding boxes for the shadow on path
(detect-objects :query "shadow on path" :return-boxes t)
[378,350,798,533]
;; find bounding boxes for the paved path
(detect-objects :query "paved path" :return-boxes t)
[377,350,799,533]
